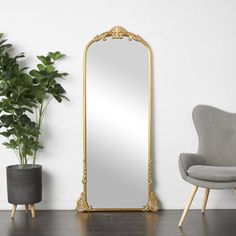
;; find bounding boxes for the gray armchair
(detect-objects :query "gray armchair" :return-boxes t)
[178,105,236,227]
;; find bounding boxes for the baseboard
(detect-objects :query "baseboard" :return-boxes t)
[162,199,236,209]
[0,200,77,210]
[1,199,236,210]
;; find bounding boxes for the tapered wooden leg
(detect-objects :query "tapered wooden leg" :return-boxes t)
[11,204,17,219]
[178,186,198,227]
[30,204,36,218]
[201,188,210,214]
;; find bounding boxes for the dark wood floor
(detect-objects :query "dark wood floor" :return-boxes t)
[0,210,236,236]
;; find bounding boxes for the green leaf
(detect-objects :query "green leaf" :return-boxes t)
[9,139,16,145]
[0,39,8,46]
[60,94,69,101]
[0,131,12,138]
[2,142,11,148]
[15,108,28,116]
[21,73,33,86]
[0,114,14,126]
[14,52,25,59]
[46,65,54,72]
[53,95,62,103]
[3,139,18,149]
[37,56,47,65]
[26,149,33,156]
[20,67,29,72]
[29,70,43,78]
[37,55,52,65]
[19,114,32,124]
[48,51,65,61]
[0,43,12,51]
[37,64,45,71]
[54,83,66,94]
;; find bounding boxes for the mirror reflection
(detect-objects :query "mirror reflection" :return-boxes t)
[87,38,149,208]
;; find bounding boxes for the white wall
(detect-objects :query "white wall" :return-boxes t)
[1,0,236,210]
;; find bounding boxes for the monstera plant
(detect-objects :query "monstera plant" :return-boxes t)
[0,33,68,218]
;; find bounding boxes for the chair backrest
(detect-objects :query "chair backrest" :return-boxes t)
[193,105,236,166]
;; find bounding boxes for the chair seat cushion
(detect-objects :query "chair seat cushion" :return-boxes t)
[187,165,236,182]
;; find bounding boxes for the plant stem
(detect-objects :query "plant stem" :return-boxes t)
[33,102,42,165]
[33,96,53,165]
[41,97,53,120]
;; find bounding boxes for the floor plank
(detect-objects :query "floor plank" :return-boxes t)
[0,210,236,236]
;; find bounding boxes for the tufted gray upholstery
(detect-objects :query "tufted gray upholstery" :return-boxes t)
[179,105,236,189]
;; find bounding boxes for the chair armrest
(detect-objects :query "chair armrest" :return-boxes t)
[178,153,206,176]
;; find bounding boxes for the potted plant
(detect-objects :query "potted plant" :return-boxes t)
[0,33,68,218]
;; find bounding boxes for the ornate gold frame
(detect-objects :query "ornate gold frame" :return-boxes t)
[76,26,160,212]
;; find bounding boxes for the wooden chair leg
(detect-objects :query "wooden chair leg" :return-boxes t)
[30,204,36,218]
[11,204,17,219]
[178,186,198,227]
[201,188,210,214]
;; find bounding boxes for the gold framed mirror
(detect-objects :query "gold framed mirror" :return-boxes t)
[76,26,159,212]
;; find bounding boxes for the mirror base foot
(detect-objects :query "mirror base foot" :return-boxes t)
[76,192,90,212]
[144,192,160,211]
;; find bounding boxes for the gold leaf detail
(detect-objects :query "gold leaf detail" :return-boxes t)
[76,192,90,212]
[93,26,143,42]
[144,192,160,212]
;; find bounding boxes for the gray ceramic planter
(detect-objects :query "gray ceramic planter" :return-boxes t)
[7,165,42,205]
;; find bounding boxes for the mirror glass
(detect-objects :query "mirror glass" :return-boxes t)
[87,38,149,208]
